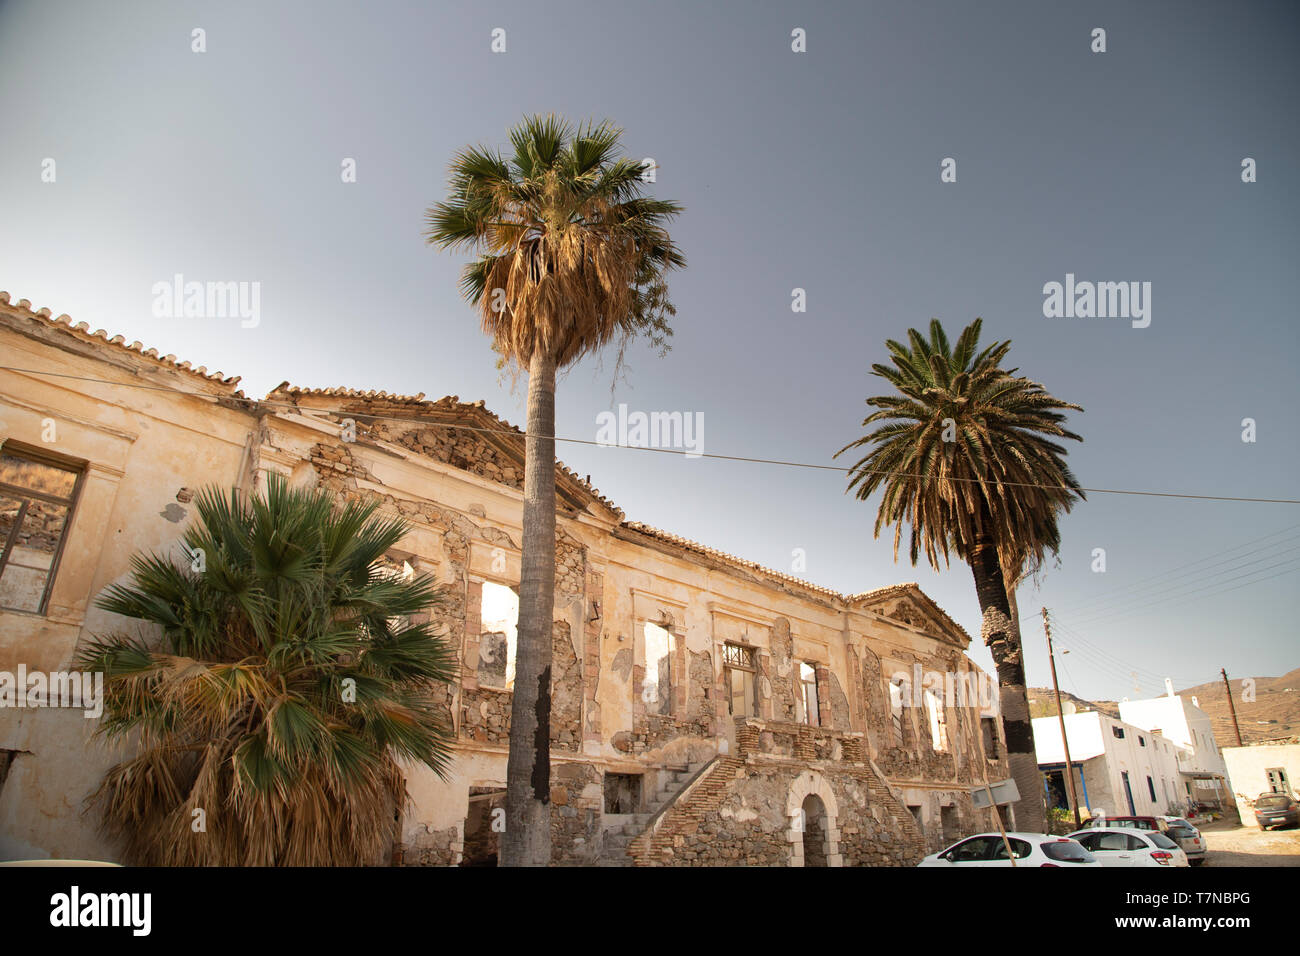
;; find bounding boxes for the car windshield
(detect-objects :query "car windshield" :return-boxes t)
[1167,826,1195,838]
[1148,832,1178,850]
[1256,796,1290,809]
[1042,840,1094,863]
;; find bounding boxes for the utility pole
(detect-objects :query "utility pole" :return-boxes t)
[1044,608,1081,827]
[1221,668,1243,747]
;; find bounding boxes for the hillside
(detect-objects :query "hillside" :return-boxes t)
[1028,668,1300,745]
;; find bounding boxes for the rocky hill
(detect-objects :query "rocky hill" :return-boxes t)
[1028,668,1299,745]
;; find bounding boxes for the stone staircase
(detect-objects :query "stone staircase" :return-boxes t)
[627,755,744,866]
[596,759,713,867]
[859,757,929,857]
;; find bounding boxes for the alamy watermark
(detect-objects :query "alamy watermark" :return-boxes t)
[50,886,150,936]
[0,665,103,718]
[595,403,704,458]
[151,273,260,328]
[1042,273,1150,328]
[891,664,997,717]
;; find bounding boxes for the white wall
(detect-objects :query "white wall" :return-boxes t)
[1120,694,1229,793]
[1034,711,1183,816]
[1222,744,1300,827]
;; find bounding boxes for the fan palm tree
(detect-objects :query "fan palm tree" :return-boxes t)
[836,318,1084,833]
[426,114,685,865]
[76,474,456,866]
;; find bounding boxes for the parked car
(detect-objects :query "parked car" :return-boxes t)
[1253,793,1300,830]
[918,833,1100,867]
[1162,822,1207,865]
[1069,827,1188,867]
[1083,814,1171,835]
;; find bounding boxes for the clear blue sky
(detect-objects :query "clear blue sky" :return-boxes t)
[1,0,1297,703]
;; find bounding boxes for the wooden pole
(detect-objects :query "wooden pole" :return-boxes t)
[1044,608,1082,828]
[982,779,1017,867]
[1221,668,1243,747]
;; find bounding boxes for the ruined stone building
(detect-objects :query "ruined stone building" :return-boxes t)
[0,294,1009,866]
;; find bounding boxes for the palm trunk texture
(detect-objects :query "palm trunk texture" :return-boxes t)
[500,348,556,866]
[969,520,1047,833]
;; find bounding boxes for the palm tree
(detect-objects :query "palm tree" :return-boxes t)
[836,318,1084,833]
[76,475,456,865]
[426,114,685,865]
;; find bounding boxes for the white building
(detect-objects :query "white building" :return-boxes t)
[1118,681,1231,810]
[1033,710,1185,819]
[1221,742,1300,827]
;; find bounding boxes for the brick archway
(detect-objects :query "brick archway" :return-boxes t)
[786,770,842,867]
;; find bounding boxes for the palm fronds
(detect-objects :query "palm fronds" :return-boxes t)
[426,113,686,369]
[79,474,456,866]
[836,318,1085,572]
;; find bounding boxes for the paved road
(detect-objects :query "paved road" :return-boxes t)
[1197,818,1300,866]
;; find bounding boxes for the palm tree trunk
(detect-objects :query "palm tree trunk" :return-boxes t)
[969,514,1046,834]
[500,348,556,866]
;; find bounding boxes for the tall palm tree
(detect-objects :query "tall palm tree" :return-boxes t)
[426,115,685,865]
[77,475,457,865]
[836,318,1084,832]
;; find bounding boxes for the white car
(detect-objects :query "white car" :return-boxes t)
[1068,827,1189,867]
[918,832,1100,867]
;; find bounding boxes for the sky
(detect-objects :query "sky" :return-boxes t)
[1,0,1297,704]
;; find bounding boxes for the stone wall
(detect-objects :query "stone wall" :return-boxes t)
[632,718,926,866]
[396,824,460,866]
[379,422,521,490]
[551,621,582,753]
[550,761,602,865]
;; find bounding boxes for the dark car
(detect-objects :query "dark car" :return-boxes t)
[1254,793,1300,830]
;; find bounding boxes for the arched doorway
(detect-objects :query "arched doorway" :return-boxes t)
[801,794,828,867]
[786,770,842,866]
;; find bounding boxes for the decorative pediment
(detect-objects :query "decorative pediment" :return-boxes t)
[848,584,971,649]
[262,387,623,520]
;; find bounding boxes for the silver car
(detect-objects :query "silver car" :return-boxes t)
[1160,816,1206,865]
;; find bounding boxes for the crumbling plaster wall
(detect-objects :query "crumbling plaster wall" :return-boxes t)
[650,764,923,867]
[1,339,1007,868]
[0,329,254,863]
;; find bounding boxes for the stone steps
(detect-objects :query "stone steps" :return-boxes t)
[595,760,711,866]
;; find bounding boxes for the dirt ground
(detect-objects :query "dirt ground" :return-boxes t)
[1196,816,1300,866]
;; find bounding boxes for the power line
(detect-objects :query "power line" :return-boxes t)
[1021,523,1300,623]
[1058,543,1300,626]
[1049,618,1204,687]
[4,364,1299,504]
[1045,546,1300,692]
[1049,632,1204,697]
[1047,620,1193,687]
[1069,554,1300,629]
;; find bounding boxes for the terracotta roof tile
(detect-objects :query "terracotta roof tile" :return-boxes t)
[1,298,972,647]
[0,291,243,391]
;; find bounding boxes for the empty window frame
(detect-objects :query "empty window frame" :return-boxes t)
[641,621,674,716]
[478,581,519,689]
[980,716,1000,758]
[889,678,906,745]
[0,444,84,615]
[799,661,820,726]
[1112,726,1125,739]
[925,689,949,752]
[722,642,756,718]
[1266,768,1290,794]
